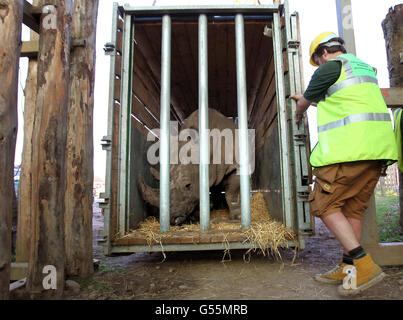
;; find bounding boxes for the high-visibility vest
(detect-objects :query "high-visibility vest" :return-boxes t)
[393,108,403,171]
[310,54,398,168]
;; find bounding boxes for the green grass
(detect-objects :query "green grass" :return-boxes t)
[375,193,403,243]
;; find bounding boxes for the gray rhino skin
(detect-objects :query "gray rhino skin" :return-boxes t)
[139,108,241,225]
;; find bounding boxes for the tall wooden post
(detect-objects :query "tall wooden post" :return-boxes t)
[16,1,40,263]
[0,0,23,300]
[27,0,73,298]
[383,4,403,232]
[64,0,99,279]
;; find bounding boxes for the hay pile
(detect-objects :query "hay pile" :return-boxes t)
[121,192,296,259]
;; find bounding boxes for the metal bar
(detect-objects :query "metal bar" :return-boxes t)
[109,239,299,253]
[272,11,293,230]
[125,20,135,231]
[235,14,251,230]
[122,4,281,16]
[118,13,133,236]
[198,14,210,231]
[132,15,274,23]
[102,2,120,254]
[159,14,172,233]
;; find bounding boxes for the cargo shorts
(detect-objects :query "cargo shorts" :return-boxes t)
[308,160,383,220]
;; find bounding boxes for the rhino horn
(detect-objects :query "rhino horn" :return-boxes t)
[138,177,160,207]
[150,167,160,181]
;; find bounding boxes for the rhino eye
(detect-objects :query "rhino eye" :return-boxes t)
[185,183,191,189]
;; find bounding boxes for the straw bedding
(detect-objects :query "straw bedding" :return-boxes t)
[118,192,296,259]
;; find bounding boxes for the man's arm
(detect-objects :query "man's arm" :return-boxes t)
[290,94,312,124]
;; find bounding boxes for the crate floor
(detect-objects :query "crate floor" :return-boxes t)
[112,224,249,246]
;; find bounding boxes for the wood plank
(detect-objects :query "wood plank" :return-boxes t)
[225,24,237,117]
[112,229,249,246]
[10,263,28,281]
[0,0,23,300]
[133,47,162,118]
[135,24,186,122]
[172,23,197,115]
[23,0,40,33]
[249,56,276,129]
[20,40,39,58]
[381,87,403,107]
[245,22,262,114]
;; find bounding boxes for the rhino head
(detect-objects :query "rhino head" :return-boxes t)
[138,165,199,225]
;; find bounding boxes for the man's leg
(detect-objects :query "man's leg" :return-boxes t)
[321,211,360,252]
[344,217,362,254]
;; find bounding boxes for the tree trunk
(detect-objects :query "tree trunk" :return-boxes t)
[382,4,403,231]
[27,0,73,299]
[16,26,39,263]
[0,0,23,300]
[64,0,99,279]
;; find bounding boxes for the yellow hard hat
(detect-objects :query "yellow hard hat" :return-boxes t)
[309,32,340,66]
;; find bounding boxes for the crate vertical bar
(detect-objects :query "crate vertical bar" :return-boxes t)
[198,14,210,231]
[102,2,120,253]
[272,11,293,230]
[160,14,172,233]
[235,14,251,230]
[118,13,134,236]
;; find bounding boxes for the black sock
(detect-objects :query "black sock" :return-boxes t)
[348,246,367,260]
[342,254,354,265]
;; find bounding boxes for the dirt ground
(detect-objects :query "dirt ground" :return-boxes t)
[64,201,403,300]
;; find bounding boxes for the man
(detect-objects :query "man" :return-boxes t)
[291,32,398,296]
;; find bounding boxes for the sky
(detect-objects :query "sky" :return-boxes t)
[17,0,402,180]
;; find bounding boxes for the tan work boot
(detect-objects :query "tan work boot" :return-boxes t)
[338,253,385,296]
[314,261,347,284]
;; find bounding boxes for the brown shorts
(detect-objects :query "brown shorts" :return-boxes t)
[309,160,383,220]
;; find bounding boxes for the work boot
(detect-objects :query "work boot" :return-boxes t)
[338,253,385,296]
[314,261,347,284]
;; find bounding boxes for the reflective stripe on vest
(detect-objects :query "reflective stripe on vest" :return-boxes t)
[327,76,378,97]
[317,112,391,133]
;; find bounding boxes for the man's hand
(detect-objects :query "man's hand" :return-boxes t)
[290,94,311,125]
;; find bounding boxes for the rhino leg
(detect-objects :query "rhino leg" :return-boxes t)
[223,172,241,220]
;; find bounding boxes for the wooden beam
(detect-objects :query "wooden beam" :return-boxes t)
[22,0,40,33]
[381,87,403,108]
[364,243,403,267]
[0,0,23,300]
[20,40,39,58]
[10,263,28,281]
[20,39,87,58]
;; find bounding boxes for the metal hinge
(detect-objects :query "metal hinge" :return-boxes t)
[288,40,300,49]
[101,136,112,151]
[104,42,116,55]
[99,193,110,209]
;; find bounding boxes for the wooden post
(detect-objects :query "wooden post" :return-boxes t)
[64,0,99,279]
[383,4,403,233]
[27,0,73,298]
[16,0,40,263]
[0,0,23,300]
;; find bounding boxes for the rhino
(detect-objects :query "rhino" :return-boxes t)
[138,108,241,225]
